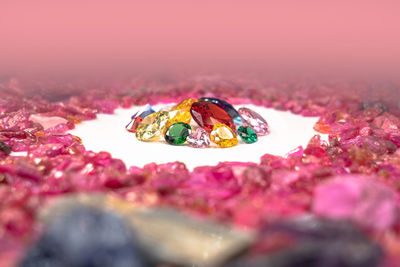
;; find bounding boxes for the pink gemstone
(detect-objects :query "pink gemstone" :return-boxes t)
[313,175,398,231]
[29,114,68,130]
[238,107,269,135]
[186,128,211,148]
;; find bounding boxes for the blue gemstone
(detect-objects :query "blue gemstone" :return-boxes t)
[20,207,147,267]
[233,116,243,127]
[199,97,240,120]
[131,104,155,120]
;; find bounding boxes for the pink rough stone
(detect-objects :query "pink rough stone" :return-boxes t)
[313,175,399,231]
[238,107,269,136]
[29,114,68,130]
[186,128,211,148]
[285,146,304,159]
[0,110,30,130]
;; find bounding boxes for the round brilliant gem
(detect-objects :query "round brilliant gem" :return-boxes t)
[165,122,192,145]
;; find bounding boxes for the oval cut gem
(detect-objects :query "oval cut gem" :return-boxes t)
[238,107,269,136]
[190,101,235,133]
[186,128,211,148]
[199,97,240,120]
[136,111,169,142]
[237,126,258,144]
[165,122,192,145]
[210,123,238,148]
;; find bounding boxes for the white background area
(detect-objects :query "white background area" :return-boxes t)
[68,104,327,170]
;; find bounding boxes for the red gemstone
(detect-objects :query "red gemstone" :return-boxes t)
[190,101,235,133]
[127,117,143,133]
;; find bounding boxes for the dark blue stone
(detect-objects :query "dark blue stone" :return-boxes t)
[199,97,240,120]
[225,217,383,267]
[138,109,155,119]
[19,207,146,267]
[131,105,155,120]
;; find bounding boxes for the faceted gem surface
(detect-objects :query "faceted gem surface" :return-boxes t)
[126,116,143,133]
[237,126,258,144]
[136,111,169,142]
[137,105,155,119]
[199,97,240,120]
[238,107,269,136]
[164,122,192,145]
[190,101,235,133]
[186,128,211,148]
[210,123,238,148]
[126,105,155,133]
[168,98,197,125]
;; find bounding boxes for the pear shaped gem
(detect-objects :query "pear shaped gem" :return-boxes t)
[210,123,238,148]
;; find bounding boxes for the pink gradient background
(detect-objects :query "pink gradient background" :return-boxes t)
[1,1,400,77]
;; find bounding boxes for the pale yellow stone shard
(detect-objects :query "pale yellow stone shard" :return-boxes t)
[136,111,170,142]
[210,123,238,148]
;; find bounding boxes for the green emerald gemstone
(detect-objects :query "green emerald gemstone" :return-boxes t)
[165,122,192,145]
[237,126,258,144]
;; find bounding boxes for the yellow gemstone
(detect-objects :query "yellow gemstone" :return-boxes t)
[173,98,198,111]
[168,98,198,125]
[210,123,238,148]
[135,111,170,142]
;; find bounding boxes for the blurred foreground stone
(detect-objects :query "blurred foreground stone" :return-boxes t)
[38,194,254,267]
[20,206,146,267]
[224,215,383,267]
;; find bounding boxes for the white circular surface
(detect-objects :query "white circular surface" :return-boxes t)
[68,104,326,170]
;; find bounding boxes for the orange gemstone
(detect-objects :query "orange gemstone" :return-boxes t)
[35,131,46,138]
[313,120,331,134]
[67,115,82,124]
[210,123,238,148]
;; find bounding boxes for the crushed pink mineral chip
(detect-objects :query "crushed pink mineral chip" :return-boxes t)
[29,114,68,130]
[0,110,30,130]
[313,175,399,231]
